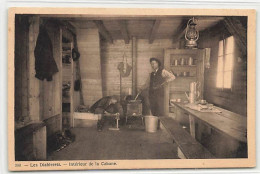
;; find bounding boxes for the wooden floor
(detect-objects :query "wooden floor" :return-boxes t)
[48,120,178,160]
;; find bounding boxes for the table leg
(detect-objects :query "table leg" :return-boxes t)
[177,147,186,159]
[197,120,202,141]
[189,114,196,139]
[116,118,119,129]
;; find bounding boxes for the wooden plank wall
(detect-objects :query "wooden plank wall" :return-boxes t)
[15,15,30,123]
[101,40,132,97]
[41,22,62,136]
[199,26,247,116]
[28,16,40,122]
[77,28,103,107]
[100,39,179,97]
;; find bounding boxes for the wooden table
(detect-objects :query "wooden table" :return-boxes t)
[172,102,247,143]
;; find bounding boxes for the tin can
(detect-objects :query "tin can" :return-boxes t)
[188,57,193,65]
[180,58,185,65]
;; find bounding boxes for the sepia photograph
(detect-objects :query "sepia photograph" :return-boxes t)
[8,8,255,171]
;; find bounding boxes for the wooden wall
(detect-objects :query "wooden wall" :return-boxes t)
[15,16,62,135]
[101,40,132,97]
[40,22,62,136]
[100,39,179,97]
[199,23,247,116]
[77,29,103,107]
[15,16,63,160]
[15,15,30,123]
[73,61,81,110]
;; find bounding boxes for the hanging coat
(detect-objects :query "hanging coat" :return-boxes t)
[34,26,59,81]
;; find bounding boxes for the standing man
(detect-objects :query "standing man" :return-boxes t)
[139,58,175,116]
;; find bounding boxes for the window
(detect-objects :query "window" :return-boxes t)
[216,36,234,89]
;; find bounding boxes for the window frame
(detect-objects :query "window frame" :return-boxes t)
[216,34,235,92]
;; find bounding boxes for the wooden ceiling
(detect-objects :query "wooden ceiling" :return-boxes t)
[42,15,224,44]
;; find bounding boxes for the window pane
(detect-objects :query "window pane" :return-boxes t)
[216,71,223,88]
[225,36,234,54]
[217,56,223,72]
[224,71,232,88]
[218,40,224,56]
[216,55,224,88]
[224,54,234,71]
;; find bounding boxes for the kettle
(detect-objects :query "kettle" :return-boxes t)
[185,92,196,103]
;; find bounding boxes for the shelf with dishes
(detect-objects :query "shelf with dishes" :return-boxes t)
[170,66,197,78]
[165,49,209,116]
[170,65,197,67]
[171,70,197,78]
[170,56,197,66]
[175,76,196,79]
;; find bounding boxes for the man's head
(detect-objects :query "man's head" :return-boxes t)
[110,96,118,104]
[150,58,161,70]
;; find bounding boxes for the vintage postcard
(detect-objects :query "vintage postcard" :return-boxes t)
[8,7,255,171]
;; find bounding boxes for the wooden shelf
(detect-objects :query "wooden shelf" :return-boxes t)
[165,48,209,116]
[62,98,71,103]
[62,42,74,129]
[62,43,72,47]
[171,65,196,67]
[170,91,189,94]
[62,63,72,66]
[176,76,196,78]
[62,52,71,55]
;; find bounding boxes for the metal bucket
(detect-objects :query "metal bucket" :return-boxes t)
[144,116,159,133]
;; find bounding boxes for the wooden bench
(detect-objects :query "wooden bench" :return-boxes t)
[15,122,47,161]
[160,117,215,159]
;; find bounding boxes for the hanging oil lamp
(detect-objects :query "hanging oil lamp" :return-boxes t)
[185,17,199,48]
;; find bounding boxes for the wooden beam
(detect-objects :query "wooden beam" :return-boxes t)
[59,20,77,36]
[149,20,161,44]
[132,36,137,96]
[118,20,129,44]
[61,27,74,42]
[40,15,224,21]
[200,20,226,38]
[172,19,189,43]
[93,20,113,44]
[223,17,247,55]
[28,16,40,122]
